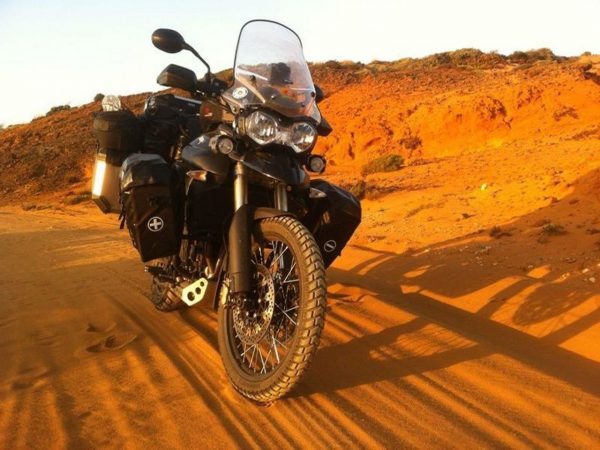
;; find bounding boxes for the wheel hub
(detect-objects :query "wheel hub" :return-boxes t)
[232,264,275,345]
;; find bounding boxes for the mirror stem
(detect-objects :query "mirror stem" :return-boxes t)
[184,43,212,80]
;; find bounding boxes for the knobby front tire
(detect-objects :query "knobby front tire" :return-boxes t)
[217,216,327,403]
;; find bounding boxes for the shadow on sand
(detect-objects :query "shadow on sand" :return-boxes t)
[296,167,600,397]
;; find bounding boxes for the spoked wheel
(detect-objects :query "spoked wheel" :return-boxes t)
[217,216,327,403]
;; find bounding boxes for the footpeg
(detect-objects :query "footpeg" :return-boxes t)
[181,277,209,306]
[145,265,177,283]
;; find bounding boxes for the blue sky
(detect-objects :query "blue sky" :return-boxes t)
[1,0,599,125]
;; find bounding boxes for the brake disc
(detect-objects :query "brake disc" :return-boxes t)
[232,264,275,345]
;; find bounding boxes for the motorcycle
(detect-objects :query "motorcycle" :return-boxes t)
[91,20,361,402]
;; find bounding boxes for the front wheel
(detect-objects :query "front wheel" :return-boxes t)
[217,216,327,403]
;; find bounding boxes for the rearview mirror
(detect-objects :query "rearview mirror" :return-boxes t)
[152,28,185,54]
[315,84,325,103]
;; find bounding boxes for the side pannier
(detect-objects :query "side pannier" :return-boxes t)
[119,154,182,262]
[91,110,143,213]
[303,180,362,268]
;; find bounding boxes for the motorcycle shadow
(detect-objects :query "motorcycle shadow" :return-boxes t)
[177,307,218,349]
[293,167,600,398]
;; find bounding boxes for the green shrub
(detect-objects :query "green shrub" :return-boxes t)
[541,223,567,236]
[94,93,105,102]
[508,48,558,64]
[46,104,71,116]
[342,180,366,200]
[30,163,45,178]
[399,135,422,150]
[361,154,405,176]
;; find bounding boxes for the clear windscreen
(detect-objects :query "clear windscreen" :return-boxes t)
[224,20,321,122]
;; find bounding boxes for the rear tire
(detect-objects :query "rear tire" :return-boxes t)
[217,216,326,403]
[149,257,182,312]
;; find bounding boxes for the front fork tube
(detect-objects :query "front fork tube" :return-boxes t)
[274,183,288,212]
[233,162,289,212]
[233,161,248,211]
[229,162,289,294]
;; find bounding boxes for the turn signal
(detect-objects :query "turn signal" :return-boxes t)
[209,135,235,154]
[217,136,235,154]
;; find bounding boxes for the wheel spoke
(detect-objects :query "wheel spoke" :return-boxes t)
[269,241,280,268]
[258,347,267,374]
[249,345,257,369]
[283,259,297,283]
[270,332,281,364]
[258,246,264,265]
[276,302,298,325]
[283,305,299,314]
[263,343,273,371]
[277,245,289,269]
[273,334,288,350]
[270,243,289,272]
[241,343,252,357]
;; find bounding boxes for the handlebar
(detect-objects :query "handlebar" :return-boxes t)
[196,78,230,97]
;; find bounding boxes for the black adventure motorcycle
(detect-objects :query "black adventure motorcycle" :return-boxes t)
[91,20,361,402]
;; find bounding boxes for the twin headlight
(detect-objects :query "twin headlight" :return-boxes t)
[243,111,317,153]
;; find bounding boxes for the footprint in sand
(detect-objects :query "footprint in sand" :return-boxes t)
[85,333,137,353]
[11,366,50,391]
[83,321,137,353]
[38,337,56,346]
[29,330,58,347]
[86,322,116,333]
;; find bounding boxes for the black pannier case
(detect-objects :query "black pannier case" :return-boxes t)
[120,154,181,262]
[141,94,202,159]
[186,180,233,239]
[93,110,143,151]
[304,180,361,268]
[91,110,143,213]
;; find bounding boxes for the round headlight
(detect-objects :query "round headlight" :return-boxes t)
[291,122,317,153]
[245,111,278,145]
